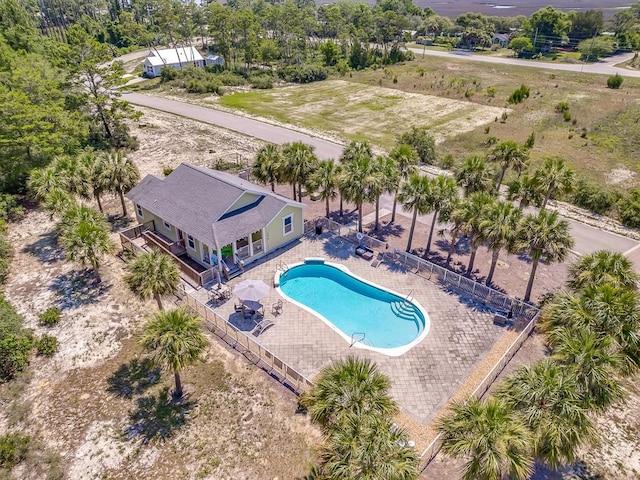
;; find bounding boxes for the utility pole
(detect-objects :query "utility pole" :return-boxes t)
[423,27,427,58]
[532,27,539,54]
[582,30,598,73]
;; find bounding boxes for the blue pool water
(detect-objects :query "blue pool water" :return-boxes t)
[278,262,426,350]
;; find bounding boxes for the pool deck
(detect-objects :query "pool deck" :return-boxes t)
[186,233,505,425]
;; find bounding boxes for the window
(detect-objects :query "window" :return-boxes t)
[283,215,293,235]
[136,204,143,218]
[187,235,195,250]
[202,244,210,264]
[163,221,171,230]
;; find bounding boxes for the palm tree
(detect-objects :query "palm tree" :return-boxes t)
[497,359,594,468]
[53,155,91,199]
[487,140,529,192]
[370,156,387,231]
[506,174,544,210]
[550,326,625,411]
[461,193,495,276]
[567,250,638,293]
[540,285,640,377]
[79,150,109,213]
[438,396,533,480]
[309,160,340,218]
[388,144,418,223]
[58,204,105,235]
[139,307,208,398]
[282,142,319,202]
[479,201,522,285]
[58,215,115,283]
[28,165,69,202]
[44,190,77,219]
[319,413,418,480]
[398,173,431,252]
[252,144,282,192]
[515,210,573,302]
[300,356,397,429]
[340,140,373,165]
[102,151,140,217]
[340,155,377,233]
[424,175,457,255]
[533,157,575,210]
[454,155,494,197]
[125,250,180,310]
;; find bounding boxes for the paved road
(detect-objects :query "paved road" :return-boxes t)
[124,92,639,258]
[407,48,640,77]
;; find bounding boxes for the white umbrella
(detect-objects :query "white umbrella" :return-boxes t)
[233,279,270,302]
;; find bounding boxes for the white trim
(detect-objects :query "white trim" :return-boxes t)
[135,204,144,218]
[187,234,195,250]
[275,260,430,357]
[163,220,172,230]
[283,214,293,236]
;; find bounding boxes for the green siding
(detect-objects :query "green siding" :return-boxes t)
[265,205,304,251]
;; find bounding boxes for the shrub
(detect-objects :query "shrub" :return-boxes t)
[397,126,436,164]
[607,73,624,89]
[507,84,530,104]
[0,194,24,223]
[216,71,246,86]
[249,75,274,89]
[36,335,58,356]
[500,110,508,122]
[486,136,499,146]
[0,221,12,285]
[162,166,173,176]
[439,153,455,169]
[485,86,496,97]
[0,334,33,382]
[563,111,572,122]
[278,64,328,83]
[0,432,30,468]
[160,67,177,82]
[524,131,535,149]
[618,189,640,228]
[555,101,570,113]
[571,179,619,215]
[38,307,61,327]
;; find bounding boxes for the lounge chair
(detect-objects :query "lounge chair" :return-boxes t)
[253,318,275,335]
[355,245,374,260]
[370,251,384,268]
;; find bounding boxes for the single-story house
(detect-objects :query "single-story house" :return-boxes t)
[205,54,224,66]
[124,163,306,282]
[142,46,205,78]
[492,33,511,48]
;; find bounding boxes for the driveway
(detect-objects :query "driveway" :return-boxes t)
[124,92,640,261]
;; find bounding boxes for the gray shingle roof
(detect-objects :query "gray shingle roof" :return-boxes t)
[126,163,305,248]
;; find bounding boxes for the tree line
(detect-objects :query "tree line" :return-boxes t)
[252,133,575,302]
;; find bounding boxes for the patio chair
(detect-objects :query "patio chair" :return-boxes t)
[253,318,275,335]
[370,251,384,268]
[272,299,283,316]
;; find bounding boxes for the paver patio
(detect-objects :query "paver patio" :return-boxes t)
[187,232,507,425]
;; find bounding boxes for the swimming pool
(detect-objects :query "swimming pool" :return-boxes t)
[275,259,429,356]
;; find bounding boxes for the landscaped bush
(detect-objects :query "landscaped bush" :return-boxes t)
[607,73,624,89]
[507,84,530,104]
[278,64,328,83]
[0,432,30,468]
[618,189,640,228]
[571,179,619,215]
[38,307,61,327]
[36,335,58,356]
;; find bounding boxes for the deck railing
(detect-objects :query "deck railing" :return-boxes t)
[252,238,264,255]
[176,284,314,394]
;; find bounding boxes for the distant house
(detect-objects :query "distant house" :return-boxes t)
[492,33,511,48]
[142,47,205,78]
[122,164,306,284]
[205,54,224,67]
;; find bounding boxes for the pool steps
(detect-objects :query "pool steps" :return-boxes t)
[390,301,423,324]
